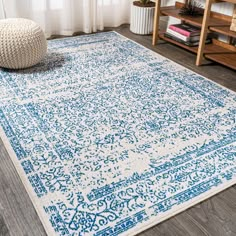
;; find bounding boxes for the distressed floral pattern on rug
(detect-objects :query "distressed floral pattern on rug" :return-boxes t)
[0,32,236,236]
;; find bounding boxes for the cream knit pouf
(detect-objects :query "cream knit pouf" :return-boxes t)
[0,18,47,69]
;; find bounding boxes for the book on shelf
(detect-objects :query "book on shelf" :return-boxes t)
[166,28,200,42]
[164,33,212,47]
[169,23,201,37]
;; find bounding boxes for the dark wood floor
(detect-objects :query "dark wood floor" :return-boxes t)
[0,25,235,236]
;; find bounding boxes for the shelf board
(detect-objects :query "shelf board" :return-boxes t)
[159,33,230,53]
[218,0,236,3]
[159,33,198,53]
[205,53,236,70]
[160,6,231,28]
[209,26,236,38]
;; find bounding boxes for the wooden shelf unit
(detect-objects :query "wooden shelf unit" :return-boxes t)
[152,0,236,70]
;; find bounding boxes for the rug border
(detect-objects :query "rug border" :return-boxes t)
[0,126,56,236]
[0,31,235,236]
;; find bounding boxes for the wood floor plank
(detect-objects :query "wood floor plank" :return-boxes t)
[0,24,235,236]
[0,214,10,236]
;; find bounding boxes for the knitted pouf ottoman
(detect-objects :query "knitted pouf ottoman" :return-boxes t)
[0,18,47,69]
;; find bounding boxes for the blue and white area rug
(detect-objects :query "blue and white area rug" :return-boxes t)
[0,31,236,236]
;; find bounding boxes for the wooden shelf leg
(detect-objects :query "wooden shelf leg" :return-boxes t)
[196,0,214,66]
[152,0,161,46]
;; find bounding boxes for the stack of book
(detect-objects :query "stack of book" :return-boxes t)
[164,23,212,47]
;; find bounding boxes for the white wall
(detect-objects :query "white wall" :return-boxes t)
[209,1,234,15]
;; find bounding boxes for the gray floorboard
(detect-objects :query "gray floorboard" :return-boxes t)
[0,24,235,236]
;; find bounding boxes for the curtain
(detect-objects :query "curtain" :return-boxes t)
[0,0,131,37]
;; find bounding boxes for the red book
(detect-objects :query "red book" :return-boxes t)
[169,23,201,37]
